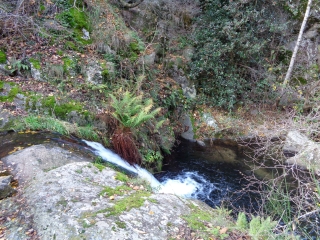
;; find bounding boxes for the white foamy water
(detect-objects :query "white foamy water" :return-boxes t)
[83,140,205,197]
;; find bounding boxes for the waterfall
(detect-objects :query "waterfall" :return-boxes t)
[84,140,202,197]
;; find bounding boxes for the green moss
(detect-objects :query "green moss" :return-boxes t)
[0,50,6,64]
[115,172,129,183]
[104,191,150,217]
[183,205,212,231]
[93,162,106,171]
[101,69,109,82]
[99,185,131,197]
[148,198,159,204]
[42,96,83,120]
[115,221,126,229]
[29,58,41,70]
[62,57,74,73]
[129,42,140,53]
[25,94,42,111]
[42,96,56,108]
[0,84,21,102]
[77,125,99,141]
[57,50,64,56]
[57,8,91,30]
[55,102,82,119]
[56,197,68,207]
[39,4,46,12]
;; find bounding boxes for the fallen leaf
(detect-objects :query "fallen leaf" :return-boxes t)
[220,227,228,234]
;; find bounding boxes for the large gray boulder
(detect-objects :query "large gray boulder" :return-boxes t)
[0,145,199,239]
[284,131,320,173]
[283,131,309,154]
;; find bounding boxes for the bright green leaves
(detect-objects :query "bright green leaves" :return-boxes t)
[110,91,160,129]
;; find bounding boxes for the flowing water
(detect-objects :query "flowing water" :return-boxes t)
[0,132,259,210]
[84,138,259,212]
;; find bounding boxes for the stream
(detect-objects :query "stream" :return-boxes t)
[0,131,318,239]
[1,131,258,212]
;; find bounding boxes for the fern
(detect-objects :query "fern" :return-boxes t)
[236,212,248,230]
[248,216,277,240]
[110,91,160,129]
[109,91,161,166]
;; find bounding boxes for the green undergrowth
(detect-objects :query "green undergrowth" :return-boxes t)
[56,7,92,45]
[13,115,99,141]
[99,185,132,197]
[183,203,286,240]
[0,50,7,64]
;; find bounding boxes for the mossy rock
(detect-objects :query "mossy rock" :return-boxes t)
[0,82,21,102]
[42,96,84,120]
[29,58,41,70]
[0,50,7,64]
[57,8,91,31]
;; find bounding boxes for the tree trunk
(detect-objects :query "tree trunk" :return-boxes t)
[275,0,313,107]
[118,0,144,8]
[282,0,313,86]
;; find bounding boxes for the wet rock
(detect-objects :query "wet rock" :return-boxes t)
[0,175,15,199]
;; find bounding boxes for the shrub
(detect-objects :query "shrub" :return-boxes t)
[190,0,289,109]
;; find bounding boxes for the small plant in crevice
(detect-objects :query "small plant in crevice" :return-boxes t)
[142,149,163,172]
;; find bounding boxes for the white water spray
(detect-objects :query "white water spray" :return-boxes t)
[84,140,204,197]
